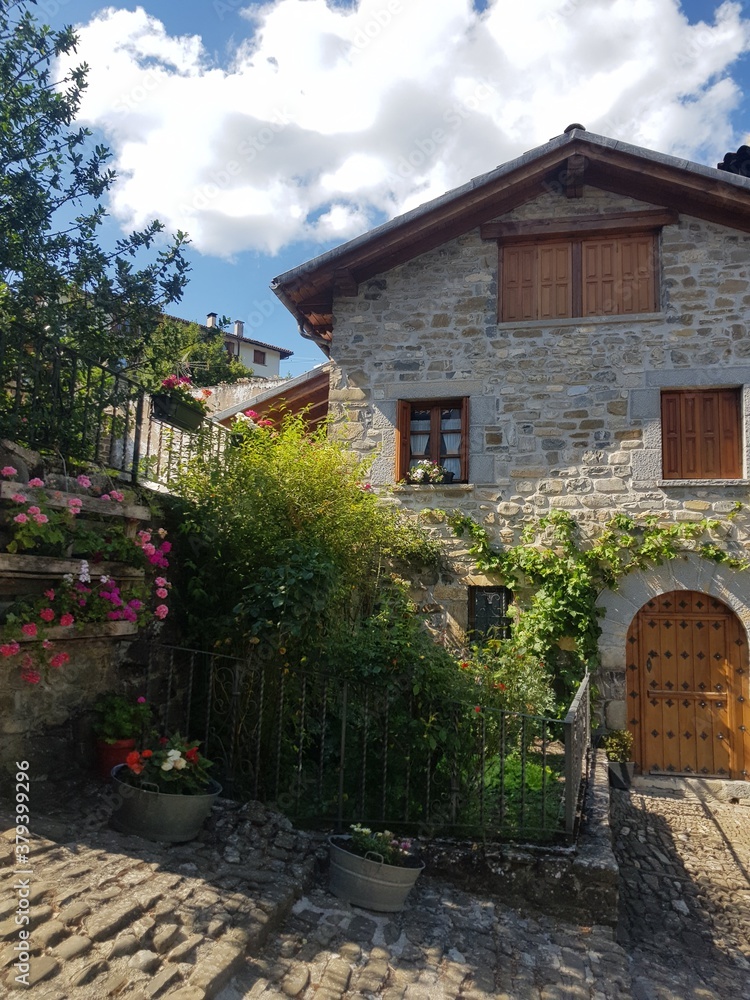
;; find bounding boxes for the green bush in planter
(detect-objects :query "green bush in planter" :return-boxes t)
[601,729,634,763]
[92,694,152,743]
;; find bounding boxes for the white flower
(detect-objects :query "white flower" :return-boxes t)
[167,750,181,760]
[100,575,110,584]
[172,757,187,770]
[78,560,91,583]
[161,760,173,771]
[63,574,74,583]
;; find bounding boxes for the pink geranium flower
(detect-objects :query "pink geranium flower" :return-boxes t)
[76,475,92,488]
[156,588,168,599]
[154,605,169,620]
[39,608,55,623]
[155,577,167,587]
[21,668,41,685]
[28,478,44,487]
[0,642,20,657]
[59,613,75,627]
[21,623,37,637]
[109,490,124,502]
[13,513,28,523]
[100,494,111,501]
[1,466,17,477]
[49,653,70,669]
[27,506,40,515]
[11,493,27,503]
[34,514,49,524]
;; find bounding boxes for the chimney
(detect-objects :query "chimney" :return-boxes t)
[234,320,244,339]
[206,312,217,328]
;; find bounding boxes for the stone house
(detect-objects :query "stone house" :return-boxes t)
[271,126,750,781]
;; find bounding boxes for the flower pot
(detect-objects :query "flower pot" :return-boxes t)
[109,765,222,842]
[328,837,424,912]
[152,394,204,432]
[95,738,136,781]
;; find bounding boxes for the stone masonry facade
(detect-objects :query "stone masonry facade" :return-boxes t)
[325,185,750,731]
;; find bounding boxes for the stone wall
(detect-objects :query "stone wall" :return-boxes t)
[325,185,750,726]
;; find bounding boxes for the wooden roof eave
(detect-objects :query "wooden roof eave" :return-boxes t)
[273,133,750,322]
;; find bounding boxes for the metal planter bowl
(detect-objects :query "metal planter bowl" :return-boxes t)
[328,837,424,912]
[110,765,222,842]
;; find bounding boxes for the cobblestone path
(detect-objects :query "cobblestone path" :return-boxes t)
[611,785,750,1000]
[2,779,749,998]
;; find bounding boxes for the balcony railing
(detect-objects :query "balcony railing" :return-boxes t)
[0,332,228,488]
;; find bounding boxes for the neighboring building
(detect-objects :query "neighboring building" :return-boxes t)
[211,314,293,378]
[214,363,331,431]
[272,126,750,780]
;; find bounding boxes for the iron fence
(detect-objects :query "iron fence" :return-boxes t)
[0,332,228,487]
[145,644,591,844]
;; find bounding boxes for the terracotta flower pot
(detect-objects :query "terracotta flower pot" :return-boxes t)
[95,738,136,781]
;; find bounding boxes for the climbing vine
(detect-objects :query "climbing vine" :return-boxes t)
[448,506,747,697]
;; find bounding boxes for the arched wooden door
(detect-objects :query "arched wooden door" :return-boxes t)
[626,591,750,779]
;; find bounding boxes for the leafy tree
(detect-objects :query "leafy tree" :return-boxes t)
[0,0,190,365]
[138,315,252,389]
[166,412,460,694]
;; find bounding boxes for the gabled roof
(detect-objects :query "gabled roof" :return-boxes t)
[271,127,750,348]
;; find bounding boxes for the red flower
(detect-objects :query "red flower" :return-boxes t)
[141,749,153,758]
[21,623,37,637]
[459,661,469,670]
[39,608,55,623]
[474,705,481,713]
[126,751,143,774]
[59,613,74,627]
[185,747,200,764]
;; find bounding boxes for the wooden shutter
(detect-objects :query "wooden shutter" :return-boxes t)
[538,243,572,319]
[501,246,536,321]
[661,389,741,479]
[619,236,655,313]
[395,400,411,481]
[582,235,656,315]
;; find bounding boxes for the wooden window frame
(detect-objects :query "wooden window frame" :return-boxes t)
[661,388,742,480]
[468,586,514,639]
[396,398,469,483]
[253,349,267,366]
[482,209,675,323]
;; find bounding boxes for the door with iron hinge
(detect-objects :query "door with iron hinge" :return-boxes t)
[626,591,750,779]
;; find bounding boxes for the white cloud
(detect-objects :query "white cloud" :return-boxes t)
[60,0,750,257]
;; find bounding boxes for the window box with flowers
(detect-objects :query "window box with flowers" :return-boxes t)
[110,735,221,842]
[152,376,213,432]
[0,468,173,686]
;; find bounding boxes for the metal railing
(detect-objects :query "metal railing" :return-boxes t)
[0,332,228,488]
[563,672,591,839]
[144,644,592,844]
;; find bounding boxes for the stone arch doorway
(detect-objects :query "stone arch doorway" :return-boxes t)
[626,591,750,779]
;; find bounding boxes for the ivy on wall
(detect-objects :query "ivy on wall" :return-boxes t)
[448,507,747,697]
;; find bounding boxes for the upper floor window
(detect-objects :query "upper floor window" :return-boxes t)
[253,349,267,366]
[396,398,469,482]
[661,388,742,479]
[500,233,657,322]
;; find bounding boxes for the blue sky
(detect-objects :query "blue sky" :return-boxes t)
[39,0,750,376]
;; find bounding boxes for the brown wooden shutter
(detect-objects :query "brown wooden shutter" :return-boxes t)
[395,400,411,481]
[538,243,572,319]
[662,389,741,479]
[719,388,741,478]
[582,238,617,315]
[661,391,681,478]
[460,396,470,482]
[619,236,655,313]
[501,246,536,321]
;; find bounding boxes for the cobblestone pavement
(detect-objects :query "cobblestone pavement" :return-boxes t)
[1,777,749,998]
[611,782,750,1000]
